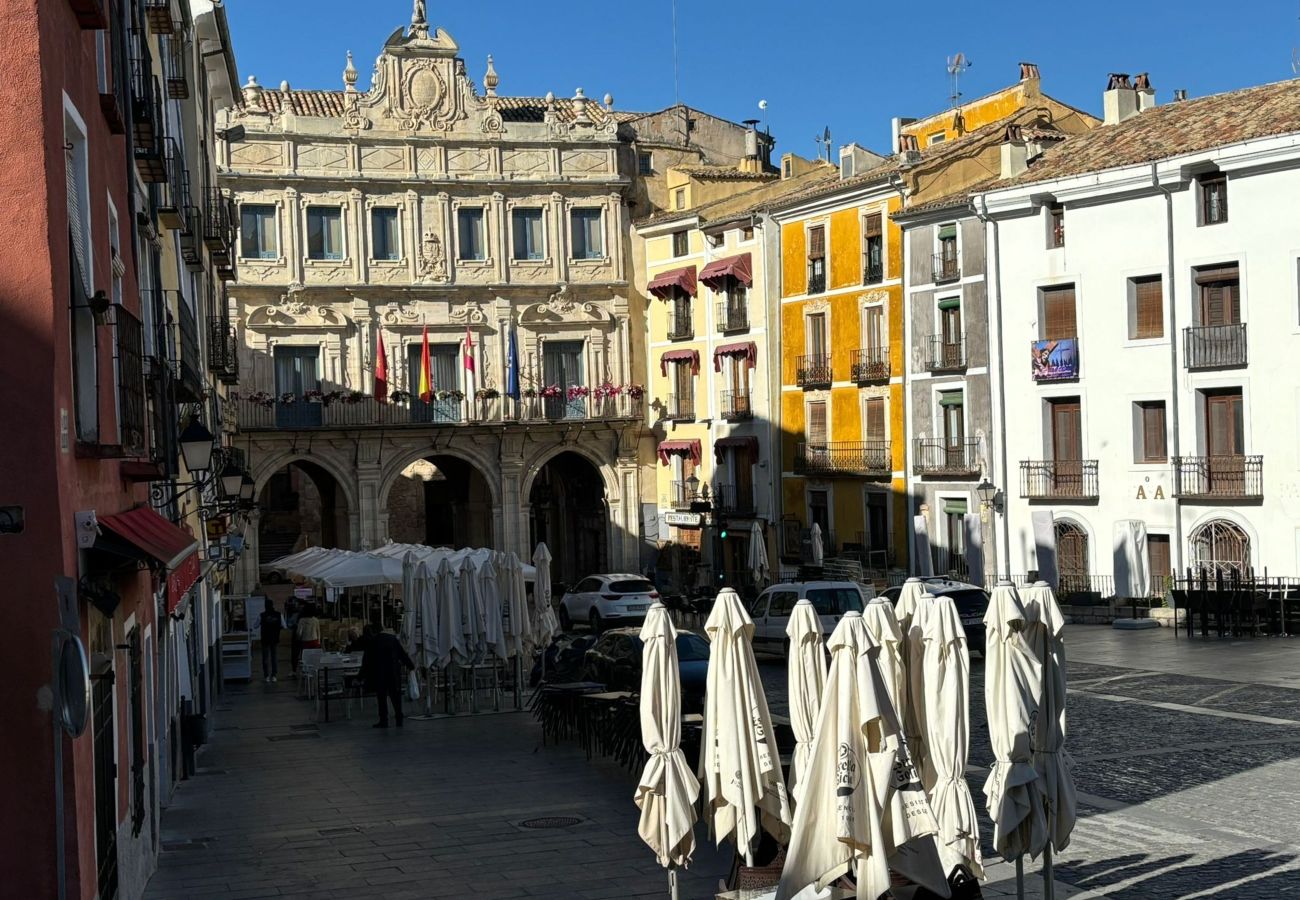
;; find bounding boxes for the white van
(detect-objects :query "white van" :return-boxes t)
[748,581,868,656]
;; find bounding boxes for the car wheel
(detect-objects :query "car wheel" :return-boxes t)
[558,606,572,632]
[590,610,603,634]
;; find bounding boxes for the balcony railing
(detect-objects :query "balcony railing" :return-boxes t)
[235,392,645,431]
[664,393,694,422]
[98,27,128,134]
[933,251,960,284]
[157,139,189,226]
[712,483,755,515]
[913,437,982,476]
[112,305,147,458]
[796,353,832,388]
[720,390,752,421]
[179,206,203,270]
[795,441,891,477]
[1184,323,1247,369]
[204,189,233,255]
[716,301,748,333]
[863,256,884,285]
[1172,455,1263,500]
[1020,459,1100,500]
[926,334,965,372]
[667,304,693,340]
[129,55,161,151]
[807,268,826,295]
[669,480,700,511]
[851,347,890,383]
[145,0,176,33]
[207,316,238,385]
[163,35,188,99]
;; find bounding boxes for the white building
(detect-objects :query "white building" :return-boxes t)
[979,76,1300,592]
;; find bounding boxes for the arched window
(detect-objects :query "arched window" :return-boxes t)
[1189,519,1250,575]
[1054,520,1089,595]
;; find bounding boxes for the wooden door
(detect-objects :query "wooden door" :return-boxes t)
[733,444,754,511]
[1200,273,1240,326]
[1206,391,1244,493]
[1050,399,1083,496]
[940,305,962,366]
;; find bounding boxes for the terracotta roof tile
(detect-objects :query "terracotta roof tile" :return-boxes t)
[243,91,622,125]
[672,164,777,181]
[637,164,839,227]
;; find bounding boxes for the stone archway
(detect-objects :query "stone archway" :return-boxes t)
[529,450,609,590]
[1189,518,1251,575]
[387,454,495,549]
[256,459,352,570]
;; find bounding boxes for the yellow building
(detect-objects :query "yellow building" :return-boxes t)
[635,155,835,591]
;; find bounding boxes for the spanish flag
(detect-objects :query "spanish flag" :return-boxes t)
[374,332,388,403]
[418,325,432,402]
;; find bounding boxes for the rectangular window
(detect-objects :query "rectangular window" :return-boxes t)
[570,208,603,260]
[1130,276,1163,339]
[937,224,958,281]
[1048,203,1065,248]
[939,392,965,445]
[370,207,400,261]
[808,225,826,293]
[806,312,827,358]
[929,131,947,145]
[512,208,545,261]
[1196,265,1241,326]
[864,397,886,443]
[864,305,884,351]
[939,499,968,578]
[669,290,692,339]
[66,123,97,442]
[741,225,754,241]
[1041,284,1077,339]
[674,187,686,210]
[240,204,278,259]
[672,230,688,257]
[1199,173,1227,225]
[273,346,322,427]
[806,399,827,446]
[306,206,343,260]
[1137,400,1167,462]
[863,213,883,284]
[672,359,694,417]
[1205,390,1244,456]
[457,207,485,261]
[638,152,653,175]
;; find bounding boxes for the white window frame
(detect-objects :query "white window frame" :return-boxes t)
[804,309,829,360]
[568,206,606,262]
[238,201,283,261]
[510,205,548,263]
[303,203,348,263]
[366,203,404,264]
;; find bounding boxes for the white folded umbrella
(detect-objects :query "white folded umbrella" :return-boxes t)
[785,598,826,805]
[982,580,1045,862]
[498,551,531,658]
[261,545,331,575]
[311,552,406,588]
[531,543,560,648]
[434,557,464,668]
[777,611,949,900]
[635,602,700,899]
[748,520,770,587]
[892,577,925,758]
[1021,581,1077,858]
[862,596,905,716]
[810,522,824,566]
[454,555,485,664]
[906,589,939,792]
[921,592,983,879]
[699,588,791,863]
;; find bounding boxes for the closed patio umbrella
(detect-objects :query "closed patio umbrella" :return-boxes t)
[261,545,331,575]
[635,602,700,900]
[904,586,939,791]
[810,523,824,566]
[862,596,905,728]
[892,577,925,757]
[531,543,559,646]
[699,588,791,864]
[785,598,826,804]
[434,557,465,668]
[748,520,770,587]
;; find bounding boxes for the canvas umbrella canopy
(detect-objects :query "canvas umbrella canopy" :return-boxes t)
[747,520,769,587]
[785,598,826,804]
[261,545,331,575]
[699,588,791,863]
[531,543,559,649]
[776,611,950,900]
[316,552,406,588]
[635,602,700,900]
[498,551,531,658]
[981,580,1045,863]
[400,555,440,669]
[862,596,905,716]
[433,557,465,667]
[920,591,983,879]
[903,586,938,791]
[453,555,486,664]
[810,522,824,566]
[1021,581,1076,858]
[892,578,925,758]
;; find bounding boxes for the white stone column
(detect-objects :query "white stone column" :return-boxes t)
[284,187,303,285]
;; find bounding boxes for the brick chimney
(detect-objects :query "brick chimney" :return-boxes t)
[1000,124,1028,179]
[1019,62,1042,98]
[1134,72,1157,113]
[1103,73,1139,126]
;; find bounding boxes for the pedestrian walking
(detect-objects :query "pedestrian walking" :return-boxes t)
[258,600,283,682]
[360,612,414,728]
[285,598,302,674]
[296,604,322,653]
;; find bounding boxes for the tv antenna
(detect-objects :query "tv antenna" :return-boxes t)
[947,52,972,107]
[814,125,832,161]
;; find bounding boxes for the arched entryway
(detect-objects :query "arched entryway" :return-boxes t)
[257,460,351,568]
[1189,518,1251,574]
[1054,519,1090,595]
[529,451,608,589]
[387,455,494,549]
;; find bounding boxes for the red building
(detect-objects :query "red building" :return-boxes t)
[0,2,239,898]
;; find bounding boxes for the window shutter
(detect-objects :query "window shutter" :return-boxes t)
[864,398,885,442]
[808,225,825,259]
[937,297,961,311]
[675,359,693,404]
[1141,402,1166,461]
[1134,278,1163,339]
[66,150,90,296]
[938,224,957,241]
[1050,400,1082,461]
[937,391,964,407]
[863,213,882,238]
[807,401,827,445]
[1042,286,1077,340]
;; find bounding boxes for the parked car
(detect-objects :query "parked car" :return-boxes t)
[749,581,869,657]
[558,574,660,633]
[579,627,710,713]
[880,577,989,654]
[529,632,598,687]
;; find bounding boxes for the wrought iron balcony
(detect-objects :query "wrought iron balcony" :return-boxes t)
[933,251,961,284]
[720,390,752,421]
[157,139,189,226]
[669,480,700,510]
[664,393,694,422]
[110,305,147,458]
[796,353,832,388]
[712,483,755,515]
[129,55,161,150]
[164,35,188,99]
[207,316,239,385]
[863,256,884,285]
[1184,323,1247,369]
[716,301,748,333]
[913,437,982,477]
[179,206,203,270]
[145,0,176,33]
[1020,459,1099,500]
[204,189,233,256]
[1172,455,1263,500]
[667,304,693,340]
[807,269,826,295]
[794,441,891,477]
[174,301,203,402]
[926,334,965,372]
[851,347,890,383]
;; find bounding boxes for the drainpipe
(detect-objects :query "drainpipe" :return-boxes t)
[974,195,1012,576]
[1154,163,1185,574]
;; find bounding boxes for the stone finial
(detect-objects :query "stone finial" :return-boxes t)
[544,91,556,110]
[484,55,499,97]
[603,92,613,109]
[343,52,358,91]
[280,80,291,93]
[572,87,590,124]
[242,75,263,107]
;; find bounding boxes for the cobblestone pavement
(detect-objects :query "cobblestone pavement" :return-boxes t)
[148,627,1300,899]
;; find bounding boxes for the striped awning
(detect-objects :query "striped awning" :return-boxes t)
[698,253,753,289]
[657,439,702,467]
[660,349,700,376]
[648,266,697,299]
[713,341,758,372]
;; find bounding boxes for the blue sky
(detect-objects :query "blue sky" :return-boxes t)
[227,1,1298,157]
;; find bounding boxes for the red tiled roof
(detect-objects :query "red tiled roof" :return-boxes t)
[244,90,621,125]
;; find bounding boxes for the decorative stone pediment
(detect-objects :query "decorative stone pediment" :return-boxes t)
[858,290,889,307]
[247,292,353,330]
[449,300,488,325]
[519,284,613,325]
[354,18,483,134]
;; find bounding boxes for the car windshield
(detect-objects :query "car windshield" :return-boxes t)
[945,589,989,616]
[807,587,865,616]
[675,633,710,661]
[609,579,654,594]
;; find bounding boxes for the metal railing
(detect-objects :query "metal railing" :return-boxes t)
[863,256,883,285]
[207,316,238,384]
[175,302,202,402]
[665,393,694,422]
[203,189,233,253]
[720,390,752,421]
[667,303,693,340]
[179,206,203,269]
[1172,455,1263,500]
[794,441,891,476]
[112,305,147,458]
[157,138,189,226]
[807,267,826,295]
[933,251,960,284]
[926,334,965,371]
[796,353,832,388]
[669,480,700,510]
[163,35,188,99]
[129,55,161,150]
[1020,459,1100,500]
[716,301,748,333]
[712,483,755,515]
[1184,323,1247,369]
[913,437,981,476]
[145,0,176,33]
[851,347,890,383]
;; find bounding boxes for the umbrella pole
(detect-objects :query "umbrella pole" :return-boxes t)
[1016,856,1025,900]
[1043,845,1055,900]
[668,867,678,900]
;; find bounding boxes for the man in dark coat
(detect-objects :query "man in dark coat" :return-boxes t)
[360,612,414,727]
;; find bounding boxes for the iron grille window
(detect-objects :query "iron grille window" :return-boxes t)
[1199,174,1227,225]
[128,628,145,835]
[114,306,147,457]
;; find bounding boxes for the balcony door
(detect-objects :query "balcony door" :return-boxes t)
[1205,390,1244,494]
[864,397,887,469]
[274,346,322,427]
[939,300,961,367]
[727,356,750,418]
[1199,267,1240,327]
[543,341,585,419]
[806,313,827,362]
[1049,398,1082,496]
[672,359,694,419]
[408,343,460,423]
[724,443,755,513]
[940,392,965,469]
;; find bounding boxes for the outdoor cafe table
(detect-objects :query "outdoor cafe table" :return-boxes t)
[317,652,362,722]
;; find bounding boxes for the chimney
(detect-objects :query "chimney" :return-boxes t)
[890,117,916,160]
[1134,72,1157,112]
[1000,124,1028,179]
[1019,62,1042,98]
[1174,88,1188,102]
[1103,73,1139,126]
[896,133,921,168]
[739,120,761,174]
[839,143,885,180]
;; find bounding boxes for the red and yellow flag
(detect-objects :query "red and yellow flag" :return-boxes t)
[374,332,389,403]
[418,325,432,402]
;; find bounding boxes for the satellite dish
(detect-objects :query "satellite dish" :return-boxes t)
[758,99,768,111]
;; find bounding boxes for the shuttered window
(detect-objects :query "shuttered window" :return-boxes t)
[1197,265,1240,326]
[806,400,827,445]
[1049,399,1082,461]
[1131,276,1163,339]
[1041,285,1077,340]
[863,213,882,237]
[808,225,826,260]
[1138,401,1167,462]
[1206,391,1243,456]
[864,397,886,442]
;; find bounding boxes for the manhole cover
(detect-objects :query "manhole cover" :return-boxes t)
[519,816,582,830]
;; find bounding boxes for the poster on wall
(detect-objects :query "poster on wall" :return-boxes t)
[1031,338,1079,381]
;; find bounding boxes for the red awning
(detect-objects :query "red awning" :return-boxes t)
[699,253,753,289]
[648,266,697,299]
[714,435,760,457]
[99,506,200,614]
[713,341,758,372]
[660,349,700,377]
[657,439,702,467]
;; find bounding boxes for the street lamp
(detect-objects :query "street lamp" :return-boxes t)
[686,472,701,499]
[178,420,217,473]
[976,479,998,521]
[239,472,255,502]
[219,461,244,498]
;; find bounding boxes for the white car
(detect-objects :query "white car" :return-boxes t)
[749,581,868,656]
[558,574,660,633]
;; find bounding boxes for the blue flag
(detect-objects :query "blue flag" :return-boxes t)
[506,328,520,400]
